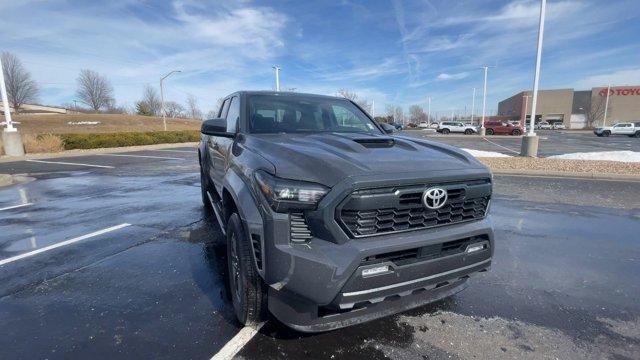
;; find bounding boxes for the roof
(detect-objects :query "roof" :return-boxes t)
[237,90,343,100]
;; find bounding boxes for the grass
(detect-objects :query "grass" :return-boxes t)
[23,134,64,153]
[12,113,201,135]
[60,130,200,150]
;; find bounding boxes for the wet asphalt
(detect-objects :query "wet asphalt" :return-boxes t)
[0,146,639,359]
[400,130,640,156]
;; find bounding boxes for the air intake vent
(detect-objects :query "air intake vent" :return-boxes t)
[353,138,395,148]
[290,212,312,243]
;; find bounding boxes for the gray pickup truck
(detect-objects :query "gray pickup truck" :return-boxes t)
[198,91,494,332]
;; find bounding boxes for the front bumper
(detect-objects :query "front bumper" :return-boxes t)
[264,216,493,332]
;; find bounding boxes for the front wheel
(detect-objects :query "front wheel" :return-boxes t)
[442,128,450,134]
[634,131,640,138]
[512,129,521,136]
[464,129,473,135]
[227,213,267,326]
[486,128,494,135]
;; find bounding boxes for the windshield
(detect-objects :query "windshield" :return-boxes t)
[248,95,381,135]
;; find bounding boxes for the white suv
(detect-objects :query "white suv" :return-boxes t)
[551,123,566,130]
[594,122,640,137]
[437,121,477,135]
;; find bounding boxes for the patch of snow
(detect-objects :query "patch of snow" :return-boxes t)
[549,151,640,163]
[67,121,101,125]
[461,148,511,158]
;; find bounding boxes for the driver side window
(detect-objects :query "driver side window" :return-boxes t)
[225,97,240,133]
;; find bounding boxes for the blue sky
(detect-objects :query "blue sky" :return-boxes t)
[1,0,639,116]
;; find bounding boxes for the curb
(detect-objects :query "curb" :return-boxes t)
[0,142,198,163]
[492,169,640,181]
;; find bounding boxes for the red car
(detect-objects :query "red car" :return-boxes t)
[484,121,523,135]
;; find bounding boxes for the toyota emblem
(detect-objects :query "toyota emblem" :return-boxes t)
[422,187,448,209]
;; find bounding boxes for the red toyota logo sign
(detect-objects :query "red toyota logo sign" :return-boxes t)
[598,88,640,96]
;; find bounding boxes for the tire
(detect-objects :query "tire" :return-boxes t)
[464,129,473,135]
[200,164,212,210]
[486,128,494,135]
[512,129,521,136]
[634,131,640,138]
[227,213,267,326]
[603,131,610,137]
[442,128,450,134]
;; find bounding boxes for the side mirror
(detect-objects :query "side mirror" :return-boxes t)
[201,118,234,138]
[380,123,395,134]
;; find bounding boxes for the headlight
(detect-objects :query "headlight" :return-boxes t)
[254,170,329,212]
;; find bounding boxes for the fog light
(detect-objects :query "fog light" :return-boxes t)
[466,243,486,253]
[362,265,390,277]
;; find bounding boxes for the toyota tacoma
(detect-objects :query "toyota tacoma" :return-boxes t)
[198,91,494,332]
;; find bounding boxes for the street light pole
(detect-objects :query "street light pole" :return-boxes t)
[480,66,490,136]
[471,88,476,125]
[521,0,546,157]
[0,56,24,155]
[602,84,611,127]
[272,66,281,91]
[371,100,375,118]
[160,70,181,131]
[427,97,432,123]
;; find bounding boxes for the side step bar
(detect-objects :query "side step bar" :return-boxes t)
[206,190,226,235]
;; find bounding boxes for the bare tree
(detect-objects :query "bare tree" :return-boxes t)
[76,69,114,112]
[1,52,39,112]
[585,96,610,128]
[163,101,185,118]
[409,105,427,123]
[139,84,161,116]
[205,109,218,119]
[385,104,404,124]
[186,94,202,119]
[338,88,371,114]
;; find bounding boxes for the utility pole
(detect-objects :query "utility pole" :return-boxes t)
[160,70,181,131]
[471,88,476,125]
[480,66,491,136]
[272,66,281,91]
[521,0,546,157]
[371,100,375,118]
[427,97,432,123]
[0,56,24,156]
[602,84,611,127]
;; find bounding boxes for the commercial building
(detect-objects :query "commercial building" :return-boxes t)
[497,86,640,129]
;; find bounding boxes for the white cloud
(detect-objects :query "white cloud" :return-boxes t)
[172,1,287,57]
[574,68,640,89]
[436,72,469,81]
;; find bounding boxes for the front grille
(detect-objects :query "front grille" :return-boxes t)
[338,180,490,237]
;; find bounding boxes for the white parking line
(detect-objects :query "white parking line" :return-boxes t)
[0,223,131,266]
[0,202,34,211]
[26,159,114,169]
[96,153,184,160]
[210,323,265,360]
[154,149,196,153]
[481,137,520,154]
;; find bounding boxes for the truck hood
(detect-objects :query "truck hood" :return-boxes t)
[243,132,488,187]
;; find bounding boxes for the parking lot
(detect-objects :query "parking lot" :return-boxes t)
[1,145,639,359]
[401,130,640,156]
